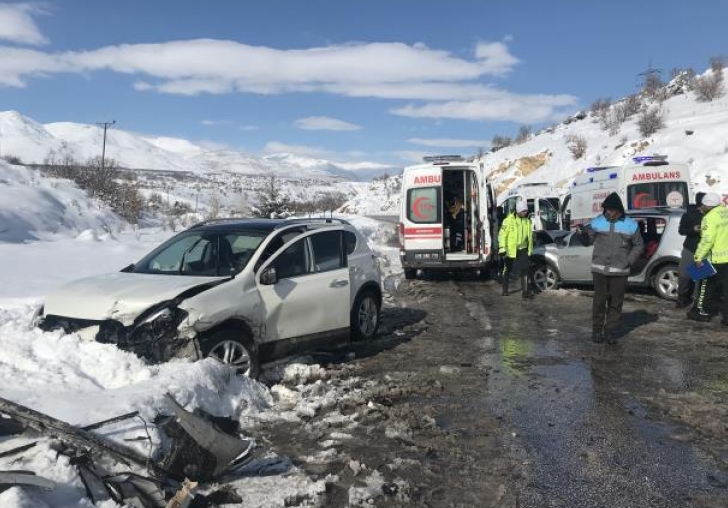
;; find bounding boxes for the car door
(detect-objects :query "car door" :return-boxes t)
[558,232,594,282]
[257,228,350,348]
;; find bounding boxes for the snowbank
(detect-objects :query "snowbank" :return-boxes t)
[0,161,123,243]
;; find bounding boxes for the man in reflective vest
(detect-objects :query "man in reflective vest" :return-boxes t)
[688,192,728,323]
[498,200,534,298]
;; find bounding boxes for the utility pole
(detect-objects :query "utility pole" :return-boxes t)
[96,120,115,171]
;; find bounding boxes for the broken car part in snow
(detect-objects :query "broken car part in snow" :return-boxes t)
[0,393,256,506]
[0,470,56,493]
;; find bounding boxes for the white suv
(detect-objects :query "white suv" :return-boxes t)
[38,218,382,378]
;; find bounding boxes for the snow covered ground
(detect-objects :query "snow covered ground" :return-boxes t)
[0,159,403,507]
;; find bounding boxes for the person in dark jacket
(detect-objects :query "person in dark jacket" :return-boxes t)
[580,193,644,344]
[676,192,706,308]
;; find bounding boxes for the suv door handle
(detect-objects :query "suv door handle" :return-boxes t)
[330,279,349,288]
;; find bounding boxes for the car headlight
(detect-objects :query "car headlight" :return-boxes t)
[133,307,188,341]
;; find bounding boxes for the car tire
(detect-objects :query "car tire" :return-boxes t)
[404,268,417,280]
[351,290,380,341]
[201,329,260,379]
[533,263,560,292]
[652,264,679,301]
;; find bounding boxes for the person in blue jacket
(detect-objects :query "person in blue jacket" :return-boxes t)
[579,193,644,344]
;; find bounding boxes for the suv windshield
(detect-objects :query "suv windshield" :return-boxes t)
[133,230,267,276]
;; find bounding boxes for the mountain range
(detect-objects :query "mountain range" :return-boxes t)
[0,110,395,181]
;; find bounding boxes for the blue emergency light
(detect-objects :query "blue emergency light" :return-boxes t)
[632,155,667,164]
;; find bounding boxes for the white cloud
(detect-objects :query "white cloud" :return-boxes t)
[474,41,520,76]
[0,39,520,98]
[395,150,434,163]
[239,125,258,131]
[295,116,361,131]
[0,37,575,124]
[0,3,48,46]
[201,119,232,126]
[391,91,577,123]
[408,138,489,148]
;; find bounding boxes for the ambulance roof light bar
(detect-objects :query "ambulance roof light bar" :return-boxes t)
[586,166,616,173]
[632,154,668,165]
[423,155,464,165]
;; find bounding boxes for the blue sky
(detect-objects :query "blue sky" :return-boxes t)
[0,0,726,169]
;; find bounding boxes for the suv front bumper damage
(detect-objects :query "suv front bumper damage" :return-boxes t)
[38,307,201,364]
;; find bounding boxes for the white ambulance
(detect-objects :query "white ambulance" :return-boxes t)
[500,182,562,231]
[560,155,693,229]
[398,155,497,279]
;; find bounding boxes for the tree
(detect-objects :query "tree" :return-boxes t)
[637,107,665,137]
[566,134,587,159]
[491,134,512,152]
[515,125,532,144]
[694,57,725,102]
[206,192,221,220]
[639,64,664,100]
[252,176,291,218]
[590,98,612,116]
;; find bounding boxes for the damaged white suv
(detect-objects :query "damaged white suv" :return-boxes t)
[38,218,382,378]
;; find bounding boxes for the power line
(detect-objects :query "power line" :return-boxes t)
[96,120,115,171]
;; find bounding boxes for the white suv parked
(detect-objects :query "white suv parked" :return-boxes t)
[38,218,382,378]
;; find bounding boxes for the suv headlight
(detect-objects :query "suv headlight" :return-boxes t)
[133,307,188,341]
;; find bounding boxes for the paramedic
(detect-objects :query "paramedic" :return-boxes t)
[579,192,643,344]
[688,193,728,324]
[676,192,705,308]
[498,200,534,298]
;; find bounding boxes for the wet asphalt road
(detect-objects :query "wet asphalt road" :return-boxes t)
[256,275,728,507]
[449,277,728,508]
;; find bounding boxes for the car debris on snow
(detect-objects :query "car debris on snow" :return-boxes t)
[0,393,257,507]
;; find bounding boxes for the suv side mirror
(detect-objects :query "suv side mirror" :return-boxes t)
[260,266,278,285]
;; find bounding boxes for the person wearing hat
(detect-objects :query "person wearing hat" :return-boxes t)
[579,192,643,343]
[676,192,706,308]
[688,192,728,323]
[498,200,534,298]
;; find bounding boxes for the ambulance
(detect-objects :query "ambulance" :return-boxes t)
[399,155,497,279]
[560,155,693,229]
[500,182,562,231]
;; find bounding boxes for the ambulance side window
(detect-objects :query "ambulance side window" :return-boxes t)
[407,187,441,224]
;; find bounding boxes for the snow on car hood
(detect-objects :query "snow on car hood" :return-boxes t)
[44,272,225,324]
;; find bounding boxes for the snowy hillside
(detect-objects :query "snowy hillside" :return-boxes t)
[0,111,385,180]
[0,160,124,243]
[479,69,728,201]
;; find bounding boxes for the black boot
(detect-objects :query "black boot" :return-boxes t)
[592,328,604,343]
[521,276,534,298]
[502,276,509,296]
[604,330,617,345]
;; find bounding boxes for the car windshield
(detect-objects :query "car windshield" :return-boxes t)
[133,230,267,276]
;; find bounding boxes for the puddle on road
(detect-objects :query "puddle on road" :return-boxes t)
[465,287,728,507]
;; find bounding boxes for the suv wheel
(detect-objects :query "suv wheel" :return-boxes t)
[653,264,679,301]
[533,263,560,291]
[404,268,417,280]
[202,330,260,378]
[351,290,380,341]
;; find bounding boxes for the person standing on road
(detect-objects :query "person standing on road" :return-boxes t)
[579,192,643,344]
[498,200,534,298]
[688,193,728,324]
[676,192,706,308]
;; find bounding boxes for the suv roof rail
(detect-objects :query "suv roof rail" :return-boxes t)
[189,217,252,229]
[281,217,351,227]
